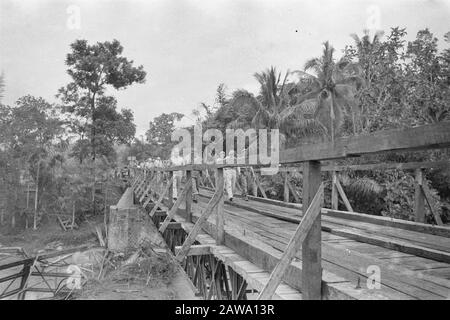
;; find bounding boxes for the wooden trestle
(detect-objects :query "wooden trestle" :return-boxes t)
[128,122,450,300]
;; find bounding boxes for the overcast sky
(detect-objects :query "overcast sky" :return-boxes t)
[1,0,449,137]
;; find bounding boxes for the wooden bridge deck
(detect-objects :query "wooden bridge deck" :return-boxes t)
[169,188,450,300]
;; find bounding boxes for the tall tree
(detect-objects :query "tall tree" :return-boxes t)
[58,39,146,161]
[227,67,325,146]
[0,96,65,228]
[405,29,450,124]
[145,112,184,159]
[291,41,364,140]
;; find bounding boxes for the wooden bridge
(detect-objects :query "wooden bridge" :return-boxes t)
[127,122,450,300]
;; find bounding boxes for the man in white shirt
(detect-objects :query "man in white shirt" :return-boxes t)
[191,154,202,203]
[224,150,237,201]
[236,148,249,201]
[171,147,185,200]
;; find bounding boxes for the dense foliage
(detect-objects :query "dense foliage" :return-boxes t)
[0,40,145,231]
[1,28,449,232]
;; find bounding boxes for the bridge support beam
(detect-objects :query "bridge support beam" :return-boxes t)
[186,170,193,223]
[302,160,322,300]
[414,168,425,223]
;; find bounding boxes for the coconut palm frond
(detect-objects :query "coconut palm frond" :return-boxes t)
[284,117,328,138]
[350,33,361,45]
[337,75,365,90]
[227,116,251,130]
[251,107,271,129]
[254,67,281,108]
[304,58,321,74]
[348,178,383,199]
[334,84,358,100]
[291,88,322,105]
[230,91,261,114]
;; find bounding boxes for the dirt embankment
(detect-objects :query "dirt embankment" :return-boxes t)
[0,215,191,300]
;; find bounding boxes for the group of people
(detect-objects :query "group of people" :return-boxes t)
[170,148,250,204]
[125,148,251,203]
[215,150,249,202]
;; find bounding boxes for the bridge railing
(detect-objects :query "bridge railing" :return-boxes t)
[128,121,450,300]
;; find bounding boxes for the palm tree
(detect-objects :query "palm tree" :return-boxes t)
[290,41,364,141]
[228,67,326,147]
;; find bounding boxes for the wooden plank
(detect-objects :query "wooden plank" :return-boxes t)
[421,267,450,279]
[174,245,212,256]
[281,122,450,163]
[321,209,450,238]
[199,190,450,299]
[205,170,216,189]
[421,183,444,226]
[286,178,301,203]
[149,179,172,217]
[252,160,450,173]
[250,167,267,198]
[258,183,324,300]
[139,175,155,203]
[334,176,354,212]
[159,183,191,233]
[322,160,450,172]
[57,216,67,231]
[175,188,224,262]
[331,172,338,210]
[181,211,395,300]
[414,169,425,223]
[168,171,174,208]
[135,175,148,196]
[166,222,182,230]
[238,189,450,237]
[225,195,450,262]
[216,168,225,245]
[321,223,450,263]
[220,206,450,299]
[301,160,322,300]
[186,170,193,223]
[283,171,289,202]
[210,246,302,300]
[203,186,450,246]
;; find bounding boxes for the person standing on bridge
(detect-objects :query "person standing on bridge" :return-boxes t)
[171,147,185,201]
[224,150,237,201]
[191,154,202,203]
[236,148,250,201]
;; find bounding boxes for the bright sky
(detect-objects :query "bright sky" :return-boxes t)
[1,0,449,138]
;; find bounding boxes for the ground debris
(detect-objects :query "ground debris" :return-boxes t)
[72,245,177,300]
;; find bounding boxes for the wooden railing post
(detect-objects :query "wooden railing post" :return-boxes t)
[186,170,193,223]
[216,168,225,245]
[251,168,258,197]
[334,176,354,212]
[258,183,324,300]
[331,171,338,210]
[414,168,425,223]
[159,182,191,233]
[149,179,172,216]
[302,160,322,300]
[168,171,174,207]
[283,171,289,202]
[175,186,223,262]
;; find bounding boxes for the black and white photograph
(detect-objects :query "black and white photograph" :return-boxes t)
[0,0,449,306]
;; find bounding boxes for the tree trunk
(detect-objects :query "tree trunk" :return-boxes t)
[330,95,335,143]
[90,92,97,215]
[33,160,40,230]
[91,92,96,161]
